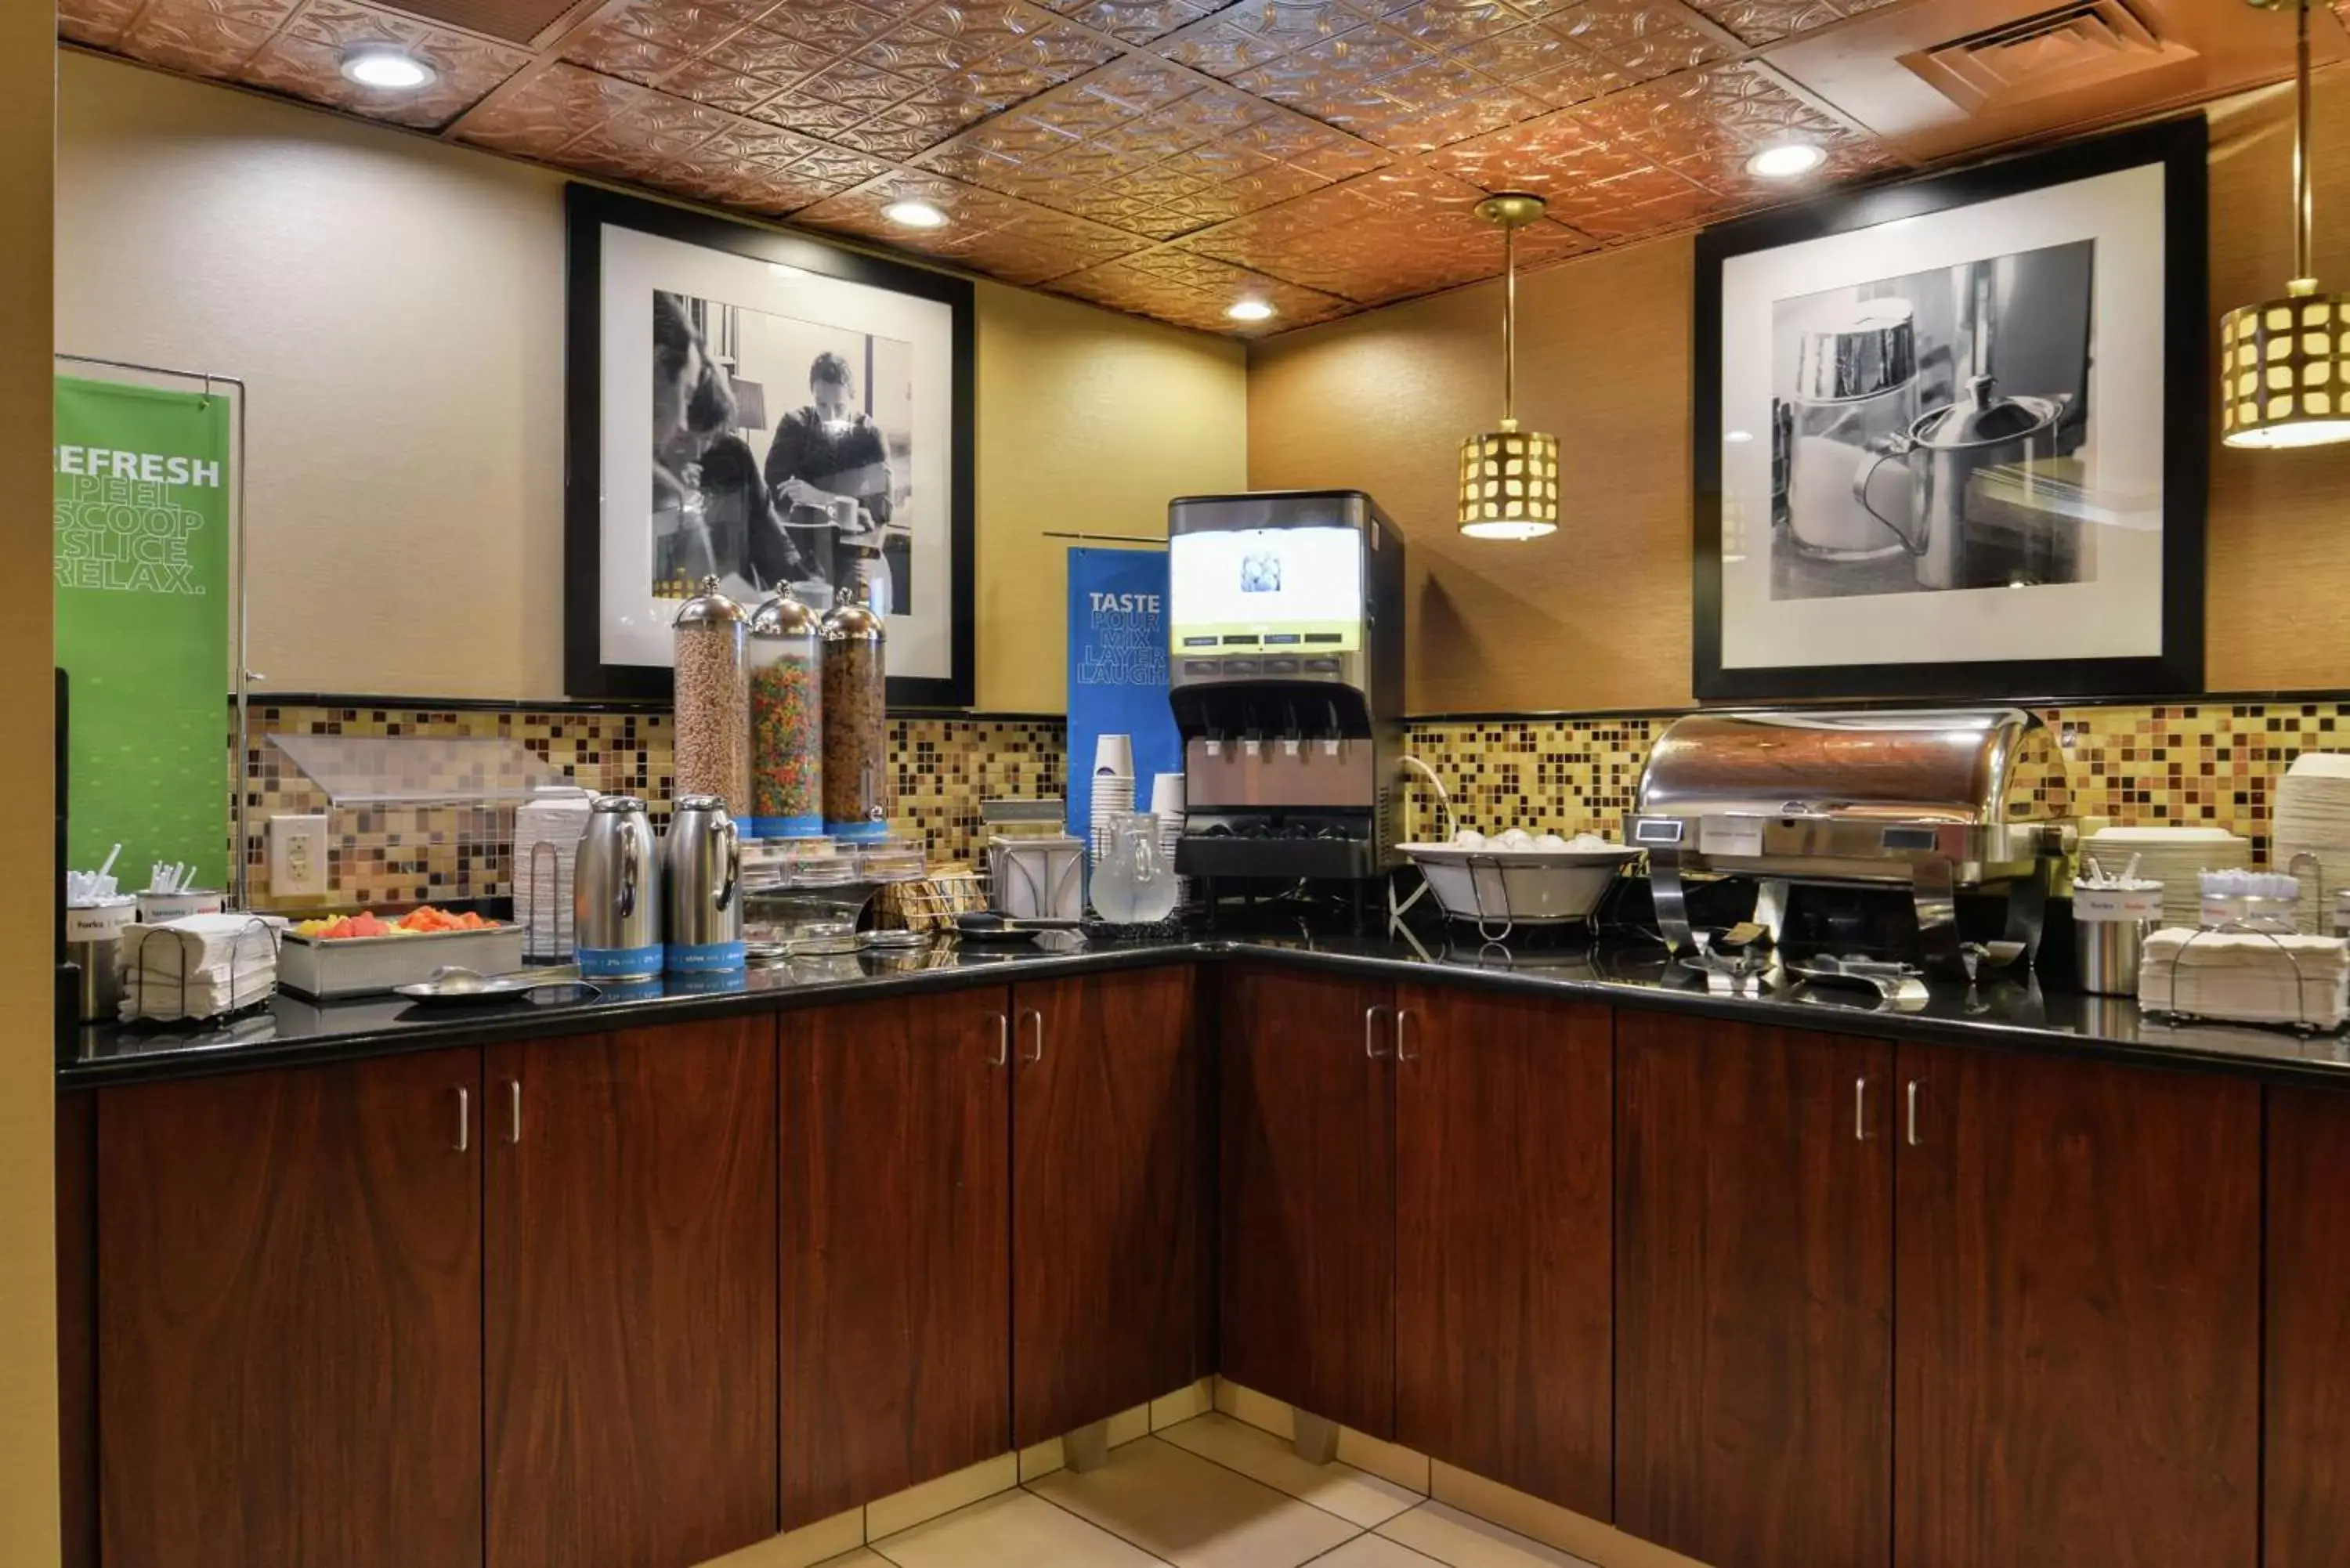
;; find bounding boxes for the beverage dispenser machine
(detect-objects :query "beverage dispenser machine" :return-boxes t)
[1167,490,1405,892]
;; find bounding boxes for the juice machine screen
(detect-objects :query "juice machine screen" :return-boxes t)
[1168,525,1363,656]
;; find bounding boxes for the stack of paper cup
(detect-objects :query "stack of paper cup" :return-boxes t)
[1090,734,1136,867]
[1151,771,1188,905]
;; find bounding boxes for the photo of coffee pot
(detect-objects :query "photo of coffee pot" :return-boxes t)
[1852,374,2070,590]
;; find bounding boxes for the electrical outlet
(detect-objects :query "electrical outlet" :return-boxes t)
[269,813,330,898]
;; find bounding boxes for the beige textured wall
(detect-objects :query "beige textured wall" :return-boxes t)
[1250,81,2350,713]
[4,14,61,1568]
[1249,238,1694,714]
[976,283,1247,713]
[55,50,1245,711]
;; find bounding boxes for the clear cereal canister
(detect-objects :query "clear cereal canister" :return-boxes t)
[747,587,823,840]
[819,586,889,842]
[671,576,751,821]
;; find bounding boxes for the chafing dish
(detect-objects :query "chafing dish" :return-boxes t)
[1626,707,2072,980]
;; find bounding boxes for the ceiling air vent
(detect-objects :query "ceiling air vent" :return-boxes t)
[1903,0,2200,113]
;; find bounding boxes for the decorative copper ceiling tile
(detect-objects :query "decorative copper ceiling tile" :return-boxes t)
[1578,58,1883,169]
[560,24,688,83]
[1540,0,1730,84]
[244,1,534,128]
[58,0,146,49]
[67,0,2277,337]
[1683,0,1883,49]
[1053,251,1351,333]
[1175,159,1591,304]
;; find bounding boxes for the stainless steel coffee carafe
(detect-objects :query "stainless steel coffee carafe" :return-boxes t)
[574,795,661,980]
[664,794,744,973]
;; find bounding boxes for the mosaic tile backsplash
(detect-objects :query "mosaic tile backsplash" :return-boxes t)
[1398,703,2350,864]
[239,696,2350,909]
[240,703,1064,909]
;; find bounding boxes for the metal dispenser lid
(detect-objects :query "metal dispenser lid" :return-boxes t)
[1793,300,1916,403]
[672,575,748,627]
[591,794,647,814]
[674,793,729,813]
[750,588,822,638]
[1908,375,2064,450]
[819,583,887,642]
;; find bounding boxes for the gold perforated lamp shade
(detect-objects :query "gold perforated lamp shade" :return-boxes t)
[2221,285,2350,447]
[2222,0,2350,449]
[1457,418,1560,540]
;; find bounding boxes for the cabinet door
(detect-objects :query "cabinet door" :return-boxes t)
[98,1049,484,1568]
[1895,1044,2259,1568]
[1220,964,1396,1438]
[783,989,1012,1525]
[1614,1012,1891,1568]
[2266,1085,2350,1568]
[1396,985,1613,1519]
[1012,966,1205,1445]
[487,1019,778,1568]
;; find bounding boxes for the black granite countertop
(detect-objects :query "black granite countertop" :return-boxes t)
[61,930,2350,1089]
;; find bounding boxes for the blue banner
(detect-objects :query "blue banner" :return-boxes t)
[1067,547,1180,846]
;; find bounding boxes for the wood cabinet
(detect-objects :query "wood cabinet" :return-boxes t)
[1893,1044,2261,1568]
[486,1018,778,1568]
[1011,967,1206,1446]
[96,1049,485,1568]
[1219,965,1397,1439]
[783,988,1013,1524]
[1614,1013,1892,1568]
[2265,1085,2350,1568]
[1394,983,1612,1519]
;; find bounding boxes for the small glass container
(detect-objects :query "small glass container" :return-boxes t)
[747,588,824,840]
[820,587,890,842]
[671,576,750,820]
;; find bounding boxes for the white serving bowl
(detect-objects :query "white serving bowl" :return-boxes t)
[1398,841,1641,927]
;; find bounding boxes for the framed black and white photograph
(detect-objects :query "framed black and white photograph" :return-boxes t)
[566,184,975,706]
[1693,117,2208,701]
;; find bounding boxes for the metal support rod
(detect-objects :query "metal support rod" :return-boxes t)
[1502,222,1517,425]
[2296,0,2316,286]
[55,352,255,909]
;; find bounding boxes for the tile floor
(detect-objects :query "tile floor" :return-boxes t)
[811,1414,1599,1568]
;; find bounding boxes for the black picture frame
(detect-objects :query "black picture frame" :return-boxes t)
[563,182,977,708]
[1691,115,2208,703]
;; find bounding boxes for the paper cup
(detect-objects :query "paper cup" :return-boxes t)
[1150,772,1186,818]
[1093,733,1135,778]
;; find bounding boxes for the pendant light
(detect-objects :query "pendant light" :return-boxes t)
[2222,0,2350,447]
[1458,193,1561,539]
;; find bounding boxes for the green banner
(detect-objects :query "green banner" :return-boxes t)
[54,374,232,891]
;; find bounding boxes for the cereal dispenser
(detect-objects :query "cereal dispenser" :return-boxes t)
[747,588,823,840]
[819,587,888,842]
[671,576,750,821]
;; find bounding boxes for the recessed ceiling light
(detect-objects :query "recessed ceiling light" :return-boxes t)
[883,200,948,229]
[1226,298,1276,323]
[339,45,436,90]
[1748,142,1826,179]
[768,262,809,281]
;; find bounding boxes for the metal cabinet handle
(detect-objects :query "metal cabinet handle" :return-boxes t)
[504,1080,522,1145]
[1906,1080,1921,1148]
[455,1086,470,1154]
[1022,1009,1045,1064]
[988,1013,1009,1068]
[1394,1008,1415,1063]
[1854,1077,1867,1142]
[1364,1003,1393,1060]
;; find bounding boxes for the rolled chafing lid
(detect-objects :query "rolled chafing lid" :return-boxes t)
[1632,707,2070,828]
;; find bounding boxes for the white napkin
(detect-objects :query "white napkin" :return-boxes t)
[2139,928,2350,1028]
